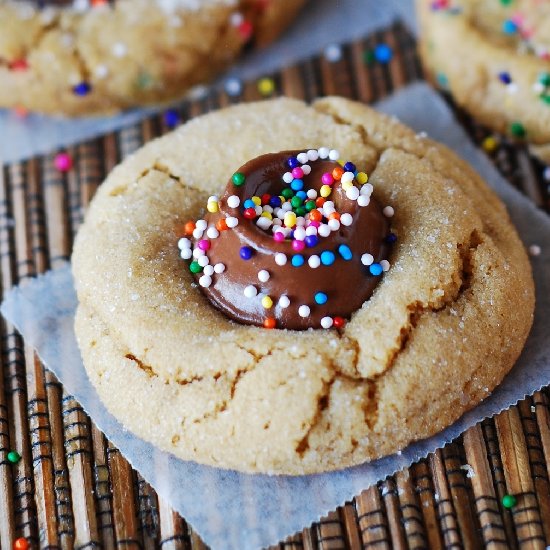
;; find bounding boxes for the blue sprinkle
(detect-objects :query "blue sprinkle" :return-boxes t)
[314,292,328,305]
[164,109,180,128]
[296,190,307,200]
[73,82,91,96]
[320,250,335,266]
[243,199,255,209]
[240,246,253,260]
[291,254,304,267]
[498,72,512,85]
[287,157,299,168]
[269,196,282,208]
[374,43,393,64]
[304,235,318,248]
[369,263,383,276]
[436,72,449,89]
[343,162,356,173]
[502,20,517,34]
[338,244,353,261]
[291,179,304,191]
[386,232,397,244]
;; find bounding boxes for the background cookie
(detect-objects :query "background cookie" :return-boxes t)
[0,0,305,116]
[72,97,535,475]
[417,0,550,163]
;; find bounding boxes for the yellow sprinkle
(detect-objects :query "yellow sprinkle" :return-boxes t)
[338,159,345,166]
[320,184,332,198]
[251,196,261,206]
[482,135,498,153]
[284,211,297,227]
[261,211,272,219]
[207,201,219,213]
[341,181,353,191]
[279,195,286,203]
[261,295,273,309]
[257,77,275,96]
[357,172,368,184]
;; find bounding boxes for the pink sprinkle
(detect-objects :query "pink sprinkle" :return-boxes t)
[54,152,72,172]
[309,220,320,228]
[273,232,285,242]
[291,167,304,179]
[321,172,334,186]
[292,239,305,252]
[198,239,210,251]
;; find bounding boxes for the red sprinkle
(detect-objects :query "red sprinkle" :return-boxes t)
[9,59,28,71]
[333,316,346,329]
[238,20,253,40]
[263,318,276,329]
[243,207,257,219]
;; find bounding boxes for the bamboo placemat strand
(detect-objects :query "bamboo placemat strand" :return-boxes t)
[1,22,549,550]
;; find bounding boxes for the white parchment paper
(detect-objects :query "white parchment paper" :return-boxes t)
[2,83,549,550]
[0,0,416,164]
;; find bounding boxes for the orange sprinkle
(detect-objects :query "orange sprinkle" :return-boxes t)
[308,209,322,222]
[14,538,29,550]
[332,166,344,180]
[315,197,326,208]
[263,318,276,329]
[216,218,228,231]
[328,212,340,221]
[184,221,195,235]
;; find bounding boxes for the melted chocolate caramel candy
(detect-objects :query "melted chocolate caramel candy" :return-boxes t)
[187,150,391,330]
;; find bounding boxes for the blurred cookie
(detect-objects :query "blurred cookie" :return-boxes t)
[72,97,534,475]
[417,0,550,163]
[0,0,304,116]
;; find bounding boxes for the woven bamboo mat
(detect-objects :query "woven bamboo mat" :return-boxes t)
[1,21,550,550]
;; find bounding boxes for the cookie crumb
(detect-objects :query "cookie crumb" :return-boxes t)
[460,464,475,478]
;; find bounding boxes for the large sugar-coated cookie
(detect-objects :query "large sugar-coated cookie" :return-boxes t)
[0,0,304,116]
[417,0,550,163]
[72,97,534,475]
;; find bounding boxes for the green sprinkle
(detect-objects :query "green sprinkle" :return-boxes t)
[305,200,316,211]
[290,196,303,209]
[231,172,245,186]
[136,71,154,90]
[7,450,20,464]
[502,494,517,508]
[500,0,514,5]
[510,121,526,138]
[436,72,449,89]
[281,188,294,199]
[295,206,306,217]
[189,261,202,274]
[362,50,375,65]
[539,72,550,87]
[541,94,550,105]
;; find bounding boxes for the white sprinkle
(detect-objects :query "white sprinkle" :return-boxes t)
[263,205,273,213]
[244,285,257,298]
[206,227,219,239]
[318,147,329,159]
[383,206,395,217]
[361,253,374,266]
[192,248,205,258]
[328,149,340,161]
[112,42,127,57]
[254,205,262,216]
[340,213,353,226]
[361,183,374,196]
[506,83,519,95]
[307,189,317,199]
[296,217,306,227]
[130,293,140,301]
[308,255,321,268]
[380,259,390,271]
[328,219,340,231]
[214,263,225,273]
[230,12,243,26]
[192,228,204,239]
[302,165,312,175]
[199,275,212,288]
[341,171,354,184]
[318,224,331,238]
[293,227,306,241]
[305,226,318,236]
[357,195,370,207]
[297,152,309,164]
[224,77,242,96]
[258,269,270,282]
[197,255,209,267]
[226,216,239,228]
[543,167,550,181]
[321,316,334,329]
[324,44,342,63]
[203,265,214,276]
[283,172,293,184]
[307,149,319,161]
[278,295,290,308]
[275,253,287,266]
[177,237,191,250]
[256,217,272,230]
[346,187,360,200]
[529,244,541,256]
[227,195,240,208]
[298,305,310,318]
[180,248,192,260]
[196,219,207,231]
[460,464,475,478]
[281,202,292,212]
[95,65,109,79]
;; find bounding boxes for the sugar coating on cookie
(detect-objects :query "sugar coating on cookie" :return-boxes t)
[180,149,394,330]
[72,97,535,475]
[417,0,550,162]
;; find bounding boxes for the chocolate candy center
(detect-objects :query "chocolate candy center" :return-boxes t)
[182,149,392,330]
